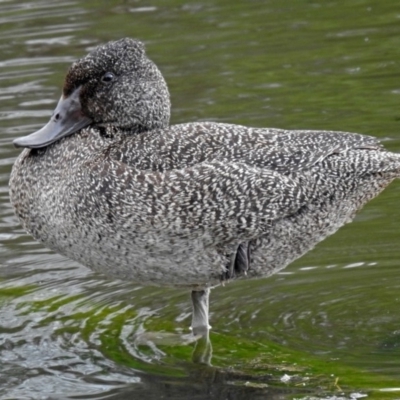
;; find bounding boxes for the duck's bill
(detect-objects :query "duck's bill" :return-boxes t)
[13,87,92,149]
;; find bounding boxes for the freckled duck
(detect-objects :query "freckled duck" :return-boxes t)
[9,38,400,334]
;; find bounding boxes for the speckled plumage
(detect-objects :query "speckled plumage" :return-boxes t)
[9,39,400,330]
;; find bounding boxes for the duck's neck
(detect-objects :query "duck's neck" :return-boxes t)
[96,122,159,137]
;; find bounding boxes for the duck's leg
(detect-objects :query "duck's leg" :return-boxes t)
[191,289,211,335]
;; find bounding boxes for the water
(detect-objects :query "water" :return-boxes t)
[1,1,400,399]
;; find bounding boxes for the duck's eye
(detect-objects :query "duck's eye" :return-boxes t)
[101,72,115,83]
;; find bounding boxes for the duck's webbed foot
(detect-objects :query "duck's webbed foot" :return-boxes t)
[222,241,251,282]
[191,289,211,336]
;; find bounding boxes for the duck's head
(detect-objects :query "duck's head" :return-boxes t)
[14,38,171,149]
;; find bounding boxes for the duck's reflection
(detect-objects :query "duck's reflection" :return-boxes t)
[102,369,293,400]
[110,330,303,400]
[191,330,212,365]
[132,329,212,365]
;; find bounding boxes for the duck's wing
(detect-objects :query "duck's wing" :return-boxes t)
[106,123,384,174]
[79,156,314,245]
[217,128,384,173]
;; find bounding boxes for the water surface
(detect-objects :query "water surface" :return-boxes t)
[1,1,400,399]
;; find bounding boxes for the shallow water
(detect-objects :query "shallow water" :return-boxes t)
[1,1,400,399]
